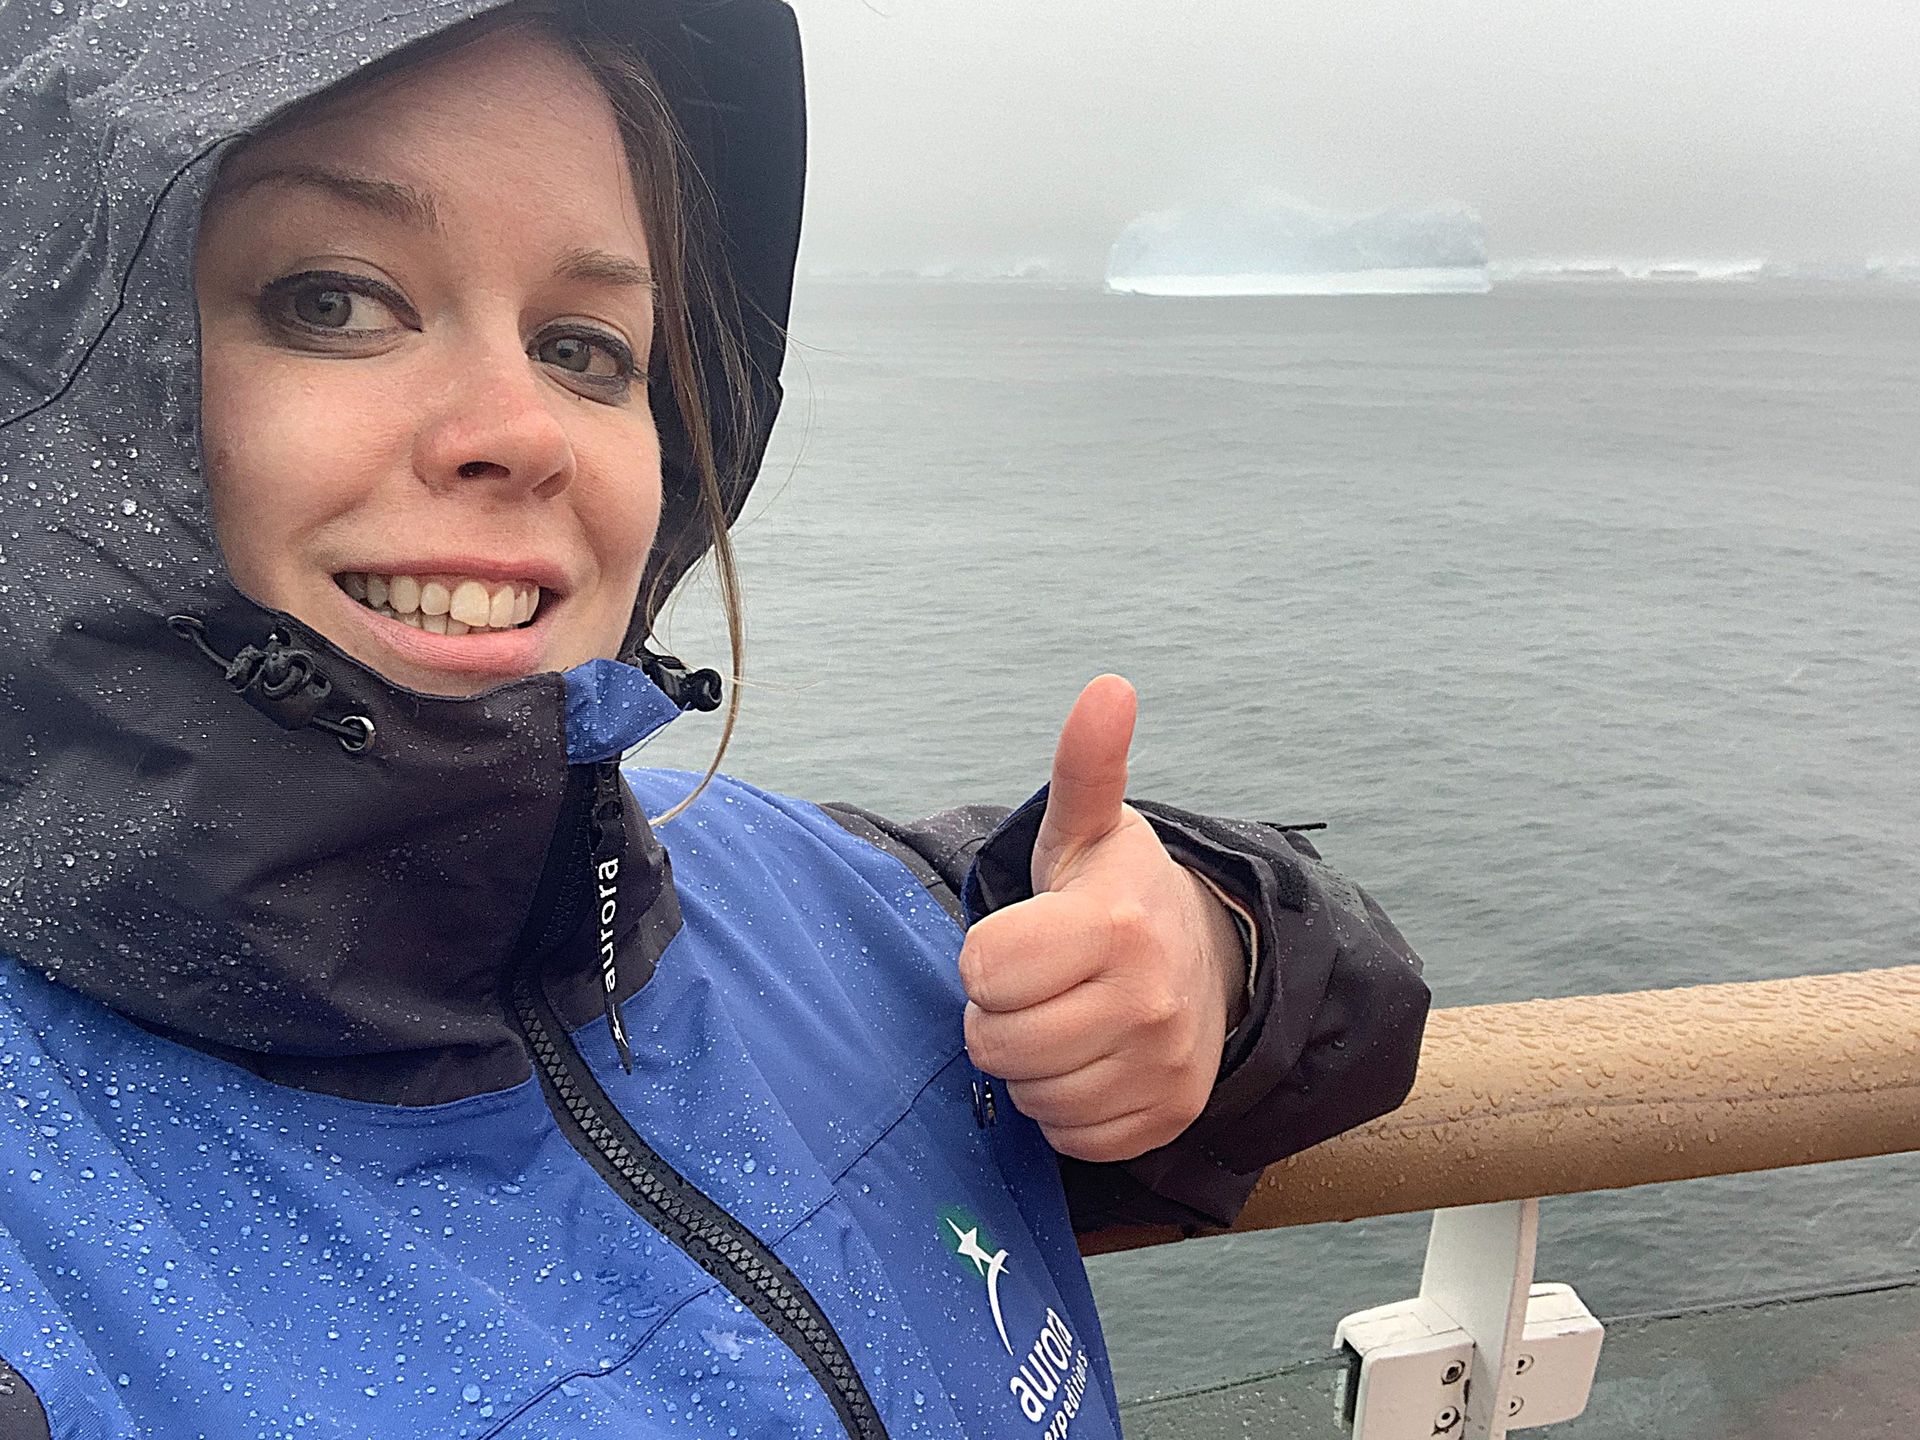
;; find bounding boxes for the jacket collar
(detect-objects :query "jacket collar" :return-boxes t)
[12,599,689,1104]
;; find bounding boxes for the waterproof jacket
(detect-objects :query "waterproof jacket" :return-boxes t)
[0,1,1430,1436]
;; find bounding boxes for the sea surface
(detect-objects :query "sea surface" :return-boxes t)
[638,279,1920,1403]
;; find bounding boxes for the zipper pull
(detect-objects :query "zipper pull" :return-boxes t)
[588,760,636,1074]
[971,1073,999,1128]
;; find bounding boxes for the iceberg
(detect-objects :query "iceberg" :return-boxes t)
[1106,192,1490,296]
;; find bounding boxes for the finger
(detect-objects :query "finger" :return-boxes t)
[1042,1108,1178,1165]
[1006,1053,1184,1130]
[1033,674,1136,889]
[963,987,1126,1082]
[957,888,1135,1013]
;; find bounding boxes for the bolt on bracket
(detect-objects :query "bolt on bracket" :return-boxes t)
[1333,1199,1604,1440]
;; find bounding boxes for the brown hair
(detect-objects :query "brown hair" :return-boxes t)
[219,0,752,825]
[552,5,751,824]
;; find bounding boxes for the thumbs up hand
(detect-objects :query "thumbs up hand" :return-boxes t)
[959,675,1252,1163]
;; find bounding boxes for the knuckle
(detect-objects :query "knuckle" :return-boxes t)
[956,940,991,1005]
[1104,898,1152,954]
[963,1005,1002,1072]
[1129,980,1184,1031]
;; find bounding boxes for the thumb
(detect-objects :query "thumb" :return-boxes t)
[1033,673,1137,892]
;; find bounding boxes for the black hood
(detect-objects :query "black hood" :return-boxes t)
[0,0,804,1098]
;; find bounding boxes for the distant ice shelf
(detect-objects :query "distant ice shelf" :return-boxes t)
[1107,193,1489,297]
[1109,266,1490,297]
[1494,257,1920,285]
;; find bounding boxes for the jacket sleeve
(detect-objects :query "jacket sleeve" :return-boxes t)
[816,787,1430,1234]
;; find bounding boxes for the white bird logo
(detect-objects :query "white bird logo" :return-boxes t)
[947,1217,1014,1355]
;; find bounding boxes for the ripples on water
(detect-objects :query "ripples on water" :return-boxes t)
[639,280,1920,1400]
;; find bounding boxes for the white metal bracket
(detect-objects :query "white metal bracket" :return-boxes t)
[1333,1199,1604,1439]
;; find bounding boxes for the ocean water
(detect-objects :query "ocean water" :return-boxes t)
[638,280,1920,1402]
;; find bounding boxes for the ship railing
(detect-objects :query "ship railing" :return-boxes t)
[1087,965,1920,1440]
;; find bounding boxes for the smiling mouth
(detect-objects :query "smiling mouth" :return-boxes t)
[337,571,542,635]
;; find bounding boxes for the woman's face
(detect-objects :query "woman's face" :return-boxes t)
[194,29,662,697]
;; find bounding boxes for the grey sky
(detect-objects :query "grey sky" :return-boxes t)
[787,0,1920,276]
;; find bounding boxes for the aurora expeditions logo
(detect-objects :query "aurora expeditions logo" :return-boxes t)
[940,1206,1015,1353]
[938,1206,1093,1434]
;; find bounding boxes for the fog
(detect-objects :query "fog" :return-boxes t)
[787,0,1920,277]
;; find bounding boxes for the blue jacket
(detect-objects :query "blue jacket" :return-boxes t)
[0,668,1427,1439]
[0,780,1112,1437]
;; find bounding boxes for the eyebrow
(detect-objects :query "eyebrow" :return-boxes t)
[216,165,444,235]
[209,166,655,291]
[554,246,656,291]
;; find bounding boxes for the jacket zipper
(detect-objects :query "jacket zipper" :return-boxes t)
[506,765,891,1440]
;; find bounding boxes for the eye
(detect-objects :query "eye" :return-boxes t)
[534,329,640,399]
[262,271,413,337]
[293,287,356,328]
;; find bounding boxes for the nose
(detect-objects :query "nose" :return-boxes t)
[412,346,575,499]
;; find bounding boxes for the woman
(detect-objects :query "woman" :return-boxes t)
[0,1,1428,1435]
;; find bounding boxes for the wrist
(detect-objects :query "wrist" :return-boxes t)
[1179,866,1256,1039]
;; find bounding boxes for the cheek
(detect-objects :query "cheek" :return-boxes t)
[199,346,283,595]
[198,345,392,602]
[578,428,666,647]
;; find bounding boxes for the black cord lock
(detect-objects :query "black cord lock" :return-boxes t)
[169,616,375,753]
[634,645,724,713]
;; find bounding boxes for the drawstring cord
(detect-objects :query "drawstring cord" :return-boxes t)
[169,615,375,753]
[169,626,721,753]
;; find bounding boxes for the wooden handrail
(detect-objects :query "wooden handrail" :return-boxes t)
[1083,965,1920,1255]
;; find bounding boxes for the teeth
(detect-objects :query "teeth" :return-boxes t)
[449,579,492,628]
[338,572,542,632]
